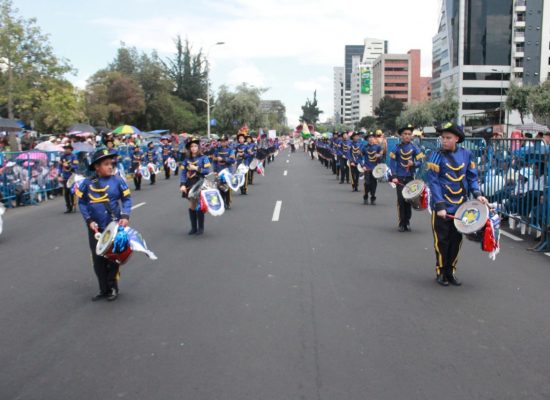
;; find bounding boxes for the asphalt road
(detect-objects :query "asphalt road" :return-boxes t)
[1,149,550,400]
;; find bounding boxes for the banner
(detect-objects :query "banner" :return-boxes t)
[361,67,371,94]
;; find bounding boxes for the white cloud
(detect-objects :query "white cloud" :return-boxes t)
[227,64,266,87]
[293,76,331,93]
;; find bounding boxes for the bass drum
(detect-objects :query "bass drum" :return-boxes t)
[402,179,427,211]
[454,200,489,241]
[140,165,151,180]
[96,221,133,265]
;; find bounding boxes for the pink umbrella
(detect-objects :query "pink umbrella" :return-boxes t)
[16,151,48,161]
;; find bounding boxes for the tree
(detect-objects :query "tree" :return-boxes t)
[356,116,378,131]
[34,82,85,133]
[506,82,531,124]
[430,88,459,124]
[374,96,404,132]
[148,93,201,132]
[397,101,433,129]
[85,70,145,126]
[0,0,73,120]
[300,90,323,124]
[163,36,207,114]
[528,80,550,127]
[212,84,266,134]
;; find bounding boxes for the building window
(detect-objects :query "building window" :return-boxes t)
[515,72,523,79]
[462,102,501,110]
[463,87,508,95]
[384,67,408,72]
[463,72,511,80]
[515,58,524,67]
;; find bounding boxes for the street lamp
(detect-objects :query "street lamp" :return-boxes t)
[204,42,225,139]
[491,68,505,126]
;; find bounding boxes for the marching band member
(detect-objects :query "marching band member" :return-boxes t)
[349,132,363,192]
[59,143,79,213]
[160,135,174,180]
[235,133,249,195]
[389,124,425,232]
[144,142,158,185]
[361,133,383,205]
[339,132,351,184]
[246,135,257,185]
[179,137,212,235]
[426,123,488,286]
[330,136,339,177]
[76,149,132,302]
[213,135,235,209]
[130,145,143,190]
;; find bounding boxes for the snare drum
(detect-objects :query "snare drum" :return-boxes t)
[454,200,489,241]
[402,179,427,211]
[249,159,259,170]
[372,163,389,181]
[96,221,133,265]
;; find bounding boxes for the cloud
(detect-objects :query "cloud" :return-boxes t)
[227,64,266,87]
[293,76,331,93]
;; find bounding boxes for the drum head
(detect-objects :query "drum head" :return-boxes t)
[66,174,75,189]
[402,180,426,201]
[357,164,365,173]
[454,200,489,234]
[249,159,259,170]
[96,222,118,256]
[372,164,388,180]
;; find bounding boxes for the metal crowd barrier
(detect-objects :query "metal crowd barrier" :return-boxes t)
[0,144,167,208]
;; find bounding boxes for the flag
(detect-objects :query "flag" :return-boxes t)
[301,123,311,139]
[125,227,158,260]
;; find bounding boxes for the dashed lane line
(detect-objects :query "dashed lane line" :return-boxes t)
[272,201,282,222]
[131,202,147,210]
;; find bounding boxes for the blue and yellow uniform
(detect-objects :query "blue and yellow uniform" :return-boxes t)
[348,135,363,191]
[213,145,236,173]
[389,140,425,230]
[235,143,248,167]
[427,145,482,283]
[339,137,351,184]
[59,150,80,212]
[161,143,174,179]
[77,168,132,299]
[180,151,211,235]
[246,140,257,184]
[361,141,383,204]
[130,147,143,190]
[144,145,158,184]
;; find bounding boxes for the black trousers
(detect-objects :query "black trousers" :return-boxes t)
[63,186,73,210]
[248,169,254,184]
[220,188,231,207]
[87,228,120,294]
[363,171,378,200]
[339,157,349,183]
[133,174,142,190]
[150,172,156,185]
[350,165,359,189]
[395,176,413,227]
[431,212,463,276]
[164,162,171,179]
[331,158,337,175]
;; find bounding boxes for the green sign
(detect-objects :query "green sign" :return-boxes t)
[361,67,371,94]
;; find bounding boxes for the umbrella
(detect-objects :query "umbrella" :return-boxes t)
[68,131,94,138]
[68,123,97,134]
[15,151,48,161]
[513,123,550,133]
[146,130,169,135]
[34,141,64,151]
[112,125,141,135]
[0,118,22,132]
[72,142,95,153]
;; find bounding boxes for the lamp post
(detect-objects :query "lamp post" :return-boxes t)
[201,42,225,139]
[491,68,505,126]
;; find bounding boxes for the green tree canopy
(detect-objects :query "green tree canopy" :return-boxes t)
[212,84,266,135]
[300,90,323,124]
[431,88,459,124]
[397,101,433,130]
[506,82,531,124]
[374,96,404,132]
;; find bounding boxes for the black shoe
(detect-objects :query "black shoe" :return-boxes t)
[363,198,368,205]
[404,225,411,232]
[436,274,449,286]
[339,181,344,184]
[370,199,376,205]
[64,209,72,214]
[91,292,108,302]
[106,288,118,301]
[196,228,204,235]
[447,274,462,286]
[188,228,198,235]
[398,226,406,232]
[226,204,231,210]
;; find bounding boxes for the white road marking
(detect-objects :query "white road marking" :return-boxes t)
[272,201,282,222]
[544,253,550,257]
[284,170,288,176]
[131,202,147,210]
[500,230,523,242]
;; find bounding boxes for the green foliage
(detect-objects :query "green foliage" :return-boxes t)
[374,96,404,132]
[396,101,433,129]
[212,84,266,134]
[34,82,85,133]
[430,88,459,124]
[356,116,378,132]
[506,82,531,124]
[300,90,323,124]
[528,80,550,126]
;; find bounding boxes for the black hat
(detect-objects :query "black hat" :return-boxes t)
[543,131,550,136]
[237,132,247,140]
[185,136,201,149]
[351,131,360,138]
[437,122,465,143]
[366,132,375,139]
[398,124,415,135]
[220,135,229,141]
[89,148,118,170]
[62,142,73,150]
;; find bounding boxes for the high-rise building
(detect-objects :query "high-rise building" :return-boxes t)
[431,0,549,126]
[350,38,387,125]
[343,45,365,125]
[371,49,427,110]
[333,67,345,124]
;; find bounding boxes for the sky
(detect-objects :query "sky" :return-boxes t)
[15,0,440,127]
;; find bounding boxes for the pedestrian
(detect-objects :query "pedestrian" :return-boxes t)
[179,137,212,235]
[76,148,132,301]
[361,133,383,205]
[59,143,79,213]
[426,122,488,286]
[389,124,425,232]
